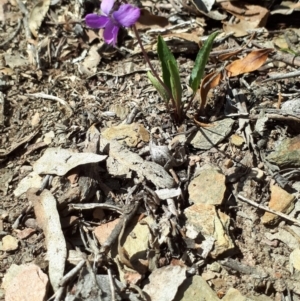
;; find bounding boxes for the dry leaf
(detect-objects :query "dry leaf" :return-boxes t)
[223,19,262,37]
[28,0,50,37]
[27,188,66,292]
[271,1,300,15]
[200,71,222,111]
[221,2,269,37]
[136,8,169,29]
[0,0,8,22]
[220,2,269,26]
[79,44,101,76]
[226,49,273,77]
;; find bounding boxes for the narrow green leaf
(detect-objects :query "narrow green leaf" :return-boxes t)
[147,71,169,103]
[168,59,182,116]
[189,31,219,93]
[157,35,178,91]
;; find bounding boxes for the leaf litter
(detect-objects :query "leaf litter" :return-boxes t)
[3,0,300,300]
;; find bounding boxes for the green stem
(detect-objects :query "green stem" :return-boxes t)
[132,25,178,118]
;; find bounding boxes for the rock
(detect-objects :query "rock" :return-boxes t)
[230,134,244,147]
[44,131,55,145]
[190,119,234,150]
[281,98,300,114]
[144,266,186,301]
[290,248,300,271]
[201,270,216,281]
[109,104,130,120]
[121,216,152,273]
[261,185,295,225]
[1,264,23,290]
[222,288,271,301]
[174,275,219,301]
[265,229,300,250]
[188,164,226,205]
[13,172,42,197]
[1,235,18,251]
[4,264,49,301]
[102,123,150,148]
[267,136,300,168]
[208,262,221,273]
[100,138,175,189]
[184,204,235,258]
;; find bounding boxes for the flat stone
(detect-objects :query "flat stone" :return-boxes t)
[188,164,226,205]
[184,204,234,258]
[1,235,18,251]
[222,288,247,301]
[190,119,234,150]
[267,136,300,168]
[261,185,295,225]
[102,123,150,148]
[144,266,186,301]
[122,216,152,273]
[290,249,300,271]
[174,275,219,301]
[4,264,48,301]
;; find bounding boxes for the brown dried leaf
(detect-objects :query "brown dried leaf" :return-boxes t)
[220,2,269,26]
[136,8,169,30]
[199,71,222,111]
[28,0,50,38]
[221,2,269,37]
[226,49,273,77]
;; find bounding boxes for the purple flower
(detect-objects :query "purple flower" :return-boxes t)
[85,0,140,46]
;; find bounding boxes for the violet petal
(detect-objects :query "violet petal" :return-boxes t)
[101,0,114,16]
[85,14,109,28]
[103,20,119,45]
[113,4,140,27]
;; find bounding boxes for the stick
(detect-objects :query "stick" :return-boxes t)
[238,194,300,227]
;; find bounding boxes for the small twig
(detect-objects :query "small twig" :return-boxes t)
[88,69,150,79]
[250,113,300,123]
[25,93,73,116]
[107,268,116,301]
[36,175,53,195]
[59,260,85,287]
[100,199,140,254]
[262,69,300,83]
[53,260,85,301]
[238,194,300,227]
[69,203,123,214]
[125,106,140,124]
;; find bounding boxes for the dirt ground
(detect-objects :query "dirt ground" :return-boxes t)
[2,0,300,300]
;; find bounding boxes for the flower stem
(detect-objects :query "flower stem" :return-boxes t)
[132,25,178,119]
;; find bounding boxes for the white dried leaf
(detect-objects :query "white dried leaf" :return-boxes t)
[28,0,50,37]
[33,148,107,176]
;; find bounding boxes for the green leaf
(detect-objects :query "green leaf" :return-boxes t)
[168,59,182,116]
[157,35,178,91]
[189,31,219,93]
[147,71,169,103]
